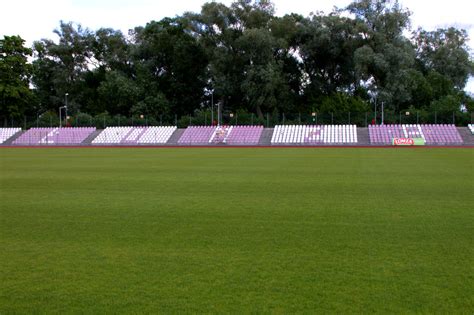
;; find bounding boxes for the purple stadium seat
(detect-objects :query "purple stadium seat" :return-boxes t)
[368,124,463,145]
[13,127,96,145]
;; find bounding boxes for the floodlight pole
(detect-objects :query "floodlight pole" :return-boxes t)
[211,90,214,125]
[65,93,68,127]
[374,96,377,125]
[218,102,221,126]
[59,93,68,127]
[381,101,384,125]
[59,106,67,128]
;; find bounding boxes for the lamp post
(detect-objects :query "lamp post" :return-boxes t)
[381,101,384,125]
[374,96,377,125]
[59,93,68,127]
[211,90,214,125]
[65,93,68,125]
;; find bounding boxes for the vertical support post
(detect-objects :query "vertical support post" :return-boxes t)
[211,91,214,124]
[381,102,384,125]
[374,99,377,125]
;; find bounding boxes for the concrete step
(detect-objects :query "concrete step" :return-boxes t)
[2,130,25,145]
[457,127,474,145]
[357,128,371,145]
[167,128,185,145]
[258,128,274,145]
[82,129,103,144]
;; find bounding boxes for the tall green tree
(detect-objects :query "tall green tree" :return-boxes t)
[0,35,34,119]
[349,0,415,110]
[413,27,473,90]
[32,21,94,113]
[132,18,208,117]
[299,13,363,103]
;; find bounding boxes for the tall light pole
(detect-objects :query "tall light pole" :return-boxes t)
[65,93,68,126]
[59,93,68,127]
[211,90,214,125]
[381,101,384,125]
[374,96,377,125]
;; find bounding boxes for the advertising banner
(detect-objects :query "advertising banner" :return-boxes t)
[392,138,425,146]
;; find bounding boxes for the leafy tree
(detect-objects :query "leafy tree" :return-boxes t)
[299,13,363,101]
[319,92,369,113]
[6,0,471,123]
[32,21,94,113]
[349,0,415,110]
[413,27,474,90]
[133,18,208,117]
[0,35,34,119]
[97,70,140,115]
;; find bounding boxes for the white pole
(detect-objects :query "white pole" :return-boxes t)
[381,101,384,125]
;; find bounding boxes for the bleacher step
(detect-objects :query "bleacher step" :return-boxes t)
[357,128,370,145]
[2,130,25,145]
[82,129,103,144]
[457,127,474,145]
[258,128,274,145]
[167,128,186,145]
[2,130,26,145]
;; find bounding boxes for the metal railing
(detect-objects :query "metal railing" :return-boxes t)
[2,110,473,129]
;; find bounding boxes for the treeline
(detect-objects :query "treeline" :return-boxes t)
[1,0,473,124]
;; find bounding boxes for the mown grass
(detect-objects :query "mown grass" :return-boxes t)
[0,148,473,313]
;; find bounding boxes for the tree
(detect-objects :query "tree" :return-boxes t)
[0,35,34,119]
[299,13,363,102]
[32,21,94,113]
[237,28,293,116]
[132,18,208,117]
[413,27,474,90]
[349,0,415,111]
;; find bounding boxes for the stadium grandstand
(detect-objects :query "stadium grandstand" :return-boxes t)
[1,124,473,146]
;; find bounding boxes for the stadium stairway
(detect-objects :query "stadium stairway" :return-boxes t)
[258,128,274,145]
[457,127,474,146]
[82,129,103,145]
[167,128,186,145]
[2,130,25,145]
[357,128,370,146]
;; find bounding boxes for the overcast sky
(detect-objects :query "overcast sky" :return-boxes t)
[1,0,473,92]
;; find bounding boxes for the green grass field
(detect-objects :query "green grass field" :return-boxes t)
[0,148,473,313]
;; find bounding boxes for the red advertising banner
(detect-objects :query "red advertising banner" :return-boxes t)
[392,138,425,146]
